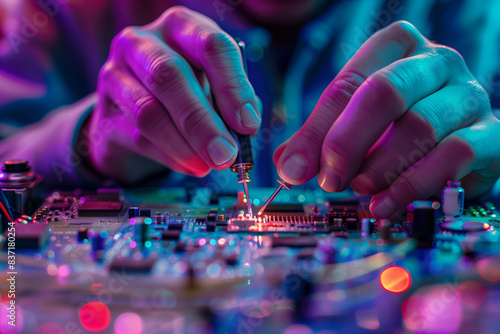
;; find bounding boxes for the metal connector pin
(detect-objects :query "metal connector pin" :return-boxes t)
[257,179,292,216]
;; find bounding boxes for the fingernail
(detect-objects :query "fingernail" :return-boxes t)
[240,103,261,129]
[370,196,397,218]
[318,166,341,192]
[281,154,307,183]
[207,137,236,166]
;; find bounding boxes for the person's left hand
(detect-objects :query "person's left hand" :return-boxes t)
[274,21,500,219]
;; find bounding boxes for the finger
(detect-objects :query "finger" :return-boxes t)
[369,120,500,218]
[98,62,211,176]
[113,28,239,169]
[94,102,207,177]
[318,45,468,192]
[351,82,490,195]
[150,6,260,134]
[273,139,290,166]
[276,21,427,184]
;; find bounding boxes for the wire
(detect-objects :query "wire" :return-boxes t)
[0,188,15,221]
[0,188,14,222]
[0,200,13,222]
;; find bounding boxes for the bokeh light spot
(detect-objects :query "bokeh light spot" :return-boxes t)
[114,312,143,334]
[379,266,411,293]
[458,281,486,307]
[477,257,500,282]
[79,302,111,332]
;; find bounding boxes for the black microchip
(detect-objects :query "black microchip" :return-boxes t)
[263,204,304,213]
[168,222,183,230]
[78,201,123,217]
[272,236,317,248]
[109,257,156,273]
[162,230,181,240]
[206,221,216,232]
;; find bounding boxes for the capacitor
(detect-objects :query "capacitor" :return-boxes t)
[442,181,464,221]
[155,212,164,224]
[91,233,105,261]
[361,218,371,238]
[409,201,436,247]
[77,227,88,242]
[378,219,392,240]
[128,206,139,218]
[134,217,150,246]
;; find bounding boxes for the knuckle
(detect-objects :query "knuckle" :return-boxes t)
[365,70,406,110]
[202,31,235,57]
[434,45,465,69]
[146,56,186,90]
[324,71,366,111]
[133,95,161,131]
[405,109,440,143]
[178,103,211,138]
[112,26,138,51]
[222,74,248,92]
[297,127,324,153]
[446,134,475,161]
[385,20,424,54]
[322,134,351,161]
[163,5,192,23]
[98,62,115,84]
[464,81,491,115]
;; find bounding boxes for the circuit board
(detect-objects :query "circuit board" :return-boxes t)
[1,187,500,334]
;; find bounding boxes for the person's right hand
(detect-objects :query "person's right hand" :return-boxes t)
[83,6,261,183]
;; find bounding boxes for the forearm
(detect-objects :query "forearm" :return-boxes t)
[0,93,109,190]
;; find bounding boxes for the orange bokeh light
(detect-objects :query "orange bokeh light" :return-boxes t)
[379,266,411,293]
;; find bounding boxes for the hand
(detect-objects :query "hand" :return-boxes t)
[274,21,500,218]
[83,6,260,183]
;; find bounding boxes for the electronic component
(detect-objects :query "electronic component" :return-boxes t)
[128,206,139,218]
[409,201,436,247]
[90,232,105,261]
[5,184,500,334]
[361,218,371,238]
[78,200,123,217]
[77,227,88,242]
[0,160,43,231]
[442,180,464,221]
